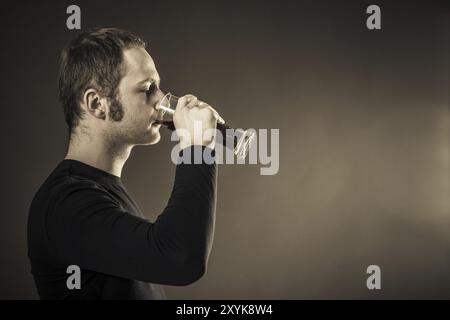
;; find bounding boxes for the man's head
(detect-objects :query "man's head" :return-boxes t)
[59,27,164,146]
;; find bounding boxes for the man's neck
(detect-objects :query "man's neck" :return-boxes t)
[64,134,133,178]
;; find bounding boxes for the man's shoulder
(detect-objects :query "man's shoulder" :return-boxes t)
[41,162,100,191]
[30,161,113,212]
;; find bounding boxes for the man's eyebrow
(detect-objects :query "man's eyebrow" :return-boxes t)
[137,77,161,86]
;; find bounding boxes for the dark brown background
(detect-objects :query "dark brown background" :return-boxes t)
[0,0,448,299]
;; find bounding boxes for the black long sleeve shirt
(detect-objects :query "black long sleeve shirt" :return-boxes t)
[27,145,217,300]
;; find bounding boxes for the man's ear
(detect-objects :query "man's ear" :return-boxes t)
[82,88,106,120]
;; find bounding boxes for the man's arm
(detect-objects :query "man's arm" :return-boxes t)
[47,145,217,286]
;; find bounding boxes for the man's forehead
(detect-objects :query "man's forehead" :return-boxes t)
[122,47,159,82]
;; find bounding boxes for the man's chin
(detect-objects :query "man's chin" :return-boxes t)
[148,133,161,145]
[136,128,161,146]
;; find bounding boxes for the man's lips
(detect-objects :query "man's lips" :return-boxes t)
[151,117,164,126]
[151,110,165,125]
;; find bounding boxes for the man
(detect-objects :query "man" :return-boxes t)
[27,28,222,299]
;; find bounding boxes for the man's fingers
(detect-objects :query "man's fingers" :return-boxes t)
[186,100,200,109]
[196,102,225,124]
[204,104,225,124]
[176,94,198,110]
[195,102,224,124]
[184,94,197,101]
[175,96,187,111]
[181,95,226,124]
[184,94,198,108]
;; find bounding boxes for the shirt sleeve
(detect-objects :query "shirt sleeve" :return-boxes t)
[46,145,217,286]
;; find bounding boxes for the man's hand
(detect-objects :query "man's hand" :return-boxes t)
[173,94,225,150]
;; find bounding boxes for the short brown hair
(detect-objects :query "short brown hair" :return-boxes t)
[58,27,145,134]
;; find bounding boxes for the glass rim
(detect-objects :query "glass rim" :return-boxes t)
[156,92,180,114]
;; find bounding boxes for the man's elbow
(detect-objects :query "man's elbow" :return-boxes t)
[175,258,207,286]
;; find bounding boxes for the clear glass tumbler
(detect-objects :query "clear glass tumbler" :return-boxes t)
[155,93,255,159]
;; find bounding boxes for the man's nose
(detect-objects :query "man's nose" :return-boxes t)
[156,88,165,100]
[153,89,165,109]
[153,89,167,116]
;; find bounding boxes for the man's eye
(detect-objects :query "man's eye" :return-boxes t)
[145,83,158,97]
